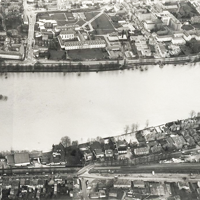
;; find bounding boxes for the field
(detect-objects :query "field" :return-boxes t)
[91,14,115,35]
[49,50,66,60]
[85,12,100,21]
[49,13,66,20]
[68,48,109,60]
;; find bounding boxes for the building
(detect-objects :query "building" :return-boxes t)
[58,36,106,50]
[0,31,7,42]
[156,43,170,58]
[144,20,156,31]
[6,154,15,166]
[155,34,173,42]
[116,140,127,154]
[60,30,75,40]
[114,179,131,188]
[0,44,25,60]
[133,180,145,188]
[177,182,190,190]
[134,147,149,156]
[170,135,186,149]
[105,149,113,157]
[108,33,119,41]
[90,141,104,159]
[14,153,30,167]
[171,37,186,45]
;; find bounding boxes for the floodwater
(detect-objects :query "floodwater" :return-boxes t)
[0,65,200,151]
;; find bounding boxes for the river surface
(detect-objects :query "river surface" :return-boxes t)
[0,65,200,151]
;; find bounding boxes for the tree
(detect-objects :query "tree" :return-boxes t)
[131,124,135,133]
[145,120,149,128]
[60,136,71,148]
[124,125,129,134]
[190,110,196,119]
[72,140,78,146]
[135,123,139,131]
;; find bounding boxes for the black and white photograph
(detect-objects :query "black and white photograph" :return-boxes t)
[0,0,200,199]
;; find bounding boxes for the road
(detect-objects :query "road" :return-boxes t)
[92,163,200,174]
[23,0,37,64]
[80,177,89,200]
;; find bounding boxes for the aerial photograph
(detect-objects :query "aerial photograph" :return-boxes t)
[1,0,200,199]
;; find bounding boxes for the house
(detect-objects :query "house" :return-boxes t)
[14,153,30,166]
[134,147,149,156]
[109,189,118,198]
[89,192,99,199]
[59,30,75,40]
[170,135,186,150]
[114,179,131,188]
[0,32,7,42]
[149,182,165,196]
[151,144,163,154]
[133,180,145,188]
[116,140,127,154]
[105,149,113,157]
[177,182,190,190]
[6,154,15,166]
[90,141,104,159]
[52,143,65,157]
[78,143,89,152]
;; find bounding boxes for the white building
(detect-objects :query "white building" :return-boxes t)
[171,37,186,45]
[60,30,75,40]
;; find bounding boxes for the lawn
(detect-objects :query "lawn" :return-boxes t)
[91,14,115,35]
[68,48,109,60]
[50,13,66,20]
[85,12,100,21]
[49,50,66,60]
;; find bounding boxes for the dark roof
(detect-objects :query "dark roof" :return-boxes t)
[90,141,102,150]
[6,154,15,166]
[14,153,30,164]
[29,151,42,158]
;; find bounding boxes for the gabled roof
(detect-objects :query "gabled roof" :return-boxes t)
[14,153,30,164]
[6,154,15,166]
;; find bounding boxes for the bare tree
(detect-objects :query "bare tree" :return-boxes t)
[190,110,196,119]
[135,123,139,131]
[145,120,149,128]
[124,125,129,134]
[131,124,135,133]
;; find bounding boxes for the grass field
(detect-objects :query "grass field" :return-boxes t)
[91,14,115,35]
[50,13,66,20]
[85,12,100,21]
[68,48,108,60]
[49,50,65,60]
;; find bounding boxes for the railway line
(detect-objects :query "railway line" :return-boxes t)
[0,165,83,176]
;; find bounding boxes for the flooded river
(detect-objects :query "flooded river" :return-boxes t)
[0,65,200,151]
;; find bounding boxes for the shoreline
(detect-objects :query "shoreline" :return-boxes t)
[0,59,197,73]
